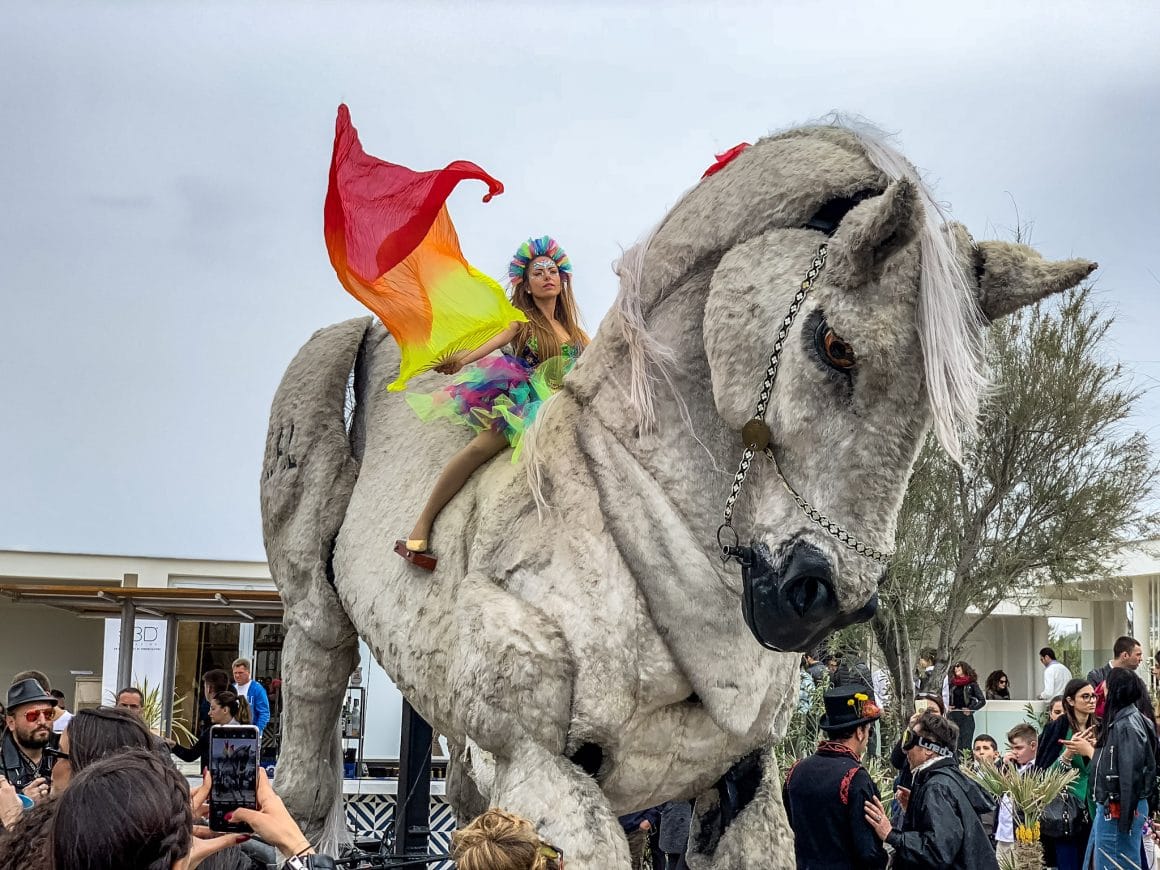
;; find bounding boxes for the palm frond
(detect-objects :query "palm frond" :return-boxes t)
[963,761,1076,828]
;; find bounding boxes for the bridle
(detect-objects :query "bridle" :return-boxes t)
[716,243,893,568]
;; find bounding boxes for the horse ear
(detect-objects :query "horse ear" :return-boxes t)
[829,178,919,281]
[975,240,1097,321]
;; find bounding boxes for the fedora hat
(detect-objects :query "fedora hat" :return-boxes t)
[5,678,57,713]
[818,685,881,732]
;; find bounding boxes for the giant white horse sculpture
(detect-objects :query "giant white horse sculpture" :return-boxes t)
[261,122,1094,869]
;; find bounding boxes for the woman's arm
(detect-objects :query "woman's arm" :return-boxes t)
[449,323,522,369]
[170,731,206,763]
[969,683,986,711]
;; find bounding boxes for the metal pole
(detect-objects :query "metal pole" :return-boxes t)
[392,699,433,858]
[115,599,137,693]
[160,615,179,735]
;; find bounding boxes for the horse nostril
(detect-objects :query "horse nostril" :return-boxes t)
[783,573,833,617]
[781,542,834,618]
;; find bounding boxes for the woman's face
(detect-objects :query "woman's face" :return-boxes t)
[953,665,965,678]
[1071,685,1097,717]
[526,257,561,302]
[50,729,72,795]
[1050,700,1065,720]
[996,675,1009,691]
[209,699,231,725]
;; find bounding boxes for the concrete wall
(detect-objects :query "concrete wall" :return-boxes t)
[0,599,104,704]
[955,615,1048,701]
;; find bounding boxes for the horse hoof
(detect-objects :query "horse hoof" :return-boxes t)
[394,539,437,571]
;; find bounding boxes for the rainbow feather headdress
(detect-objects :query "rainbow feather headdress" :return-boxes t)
[509,236,572,282]
[323,104,527,392]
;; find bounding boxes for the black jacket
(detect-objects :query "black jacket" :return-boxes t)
[886,757,999,870]
[948,680,986,712]
[170,729,211,773]
[1087,663,1114,687]
[1,730,56,789]
[784,745,888,869]
[1090,707,1158,832]
[1036,715,1080,771]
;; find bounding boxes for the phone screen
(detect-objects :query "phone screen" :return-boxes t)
[209,725,260,832]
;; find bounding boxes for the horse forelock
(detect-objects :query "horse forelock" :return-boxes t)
[609,115,986,462]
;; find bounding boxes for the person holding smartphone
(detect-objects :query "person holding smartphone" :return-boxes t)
[169,691,247,772]
[227,766,337,869]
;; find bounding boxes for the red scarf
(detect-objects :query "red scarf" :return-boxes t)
[817,740,861,761]
[951,675,973,687]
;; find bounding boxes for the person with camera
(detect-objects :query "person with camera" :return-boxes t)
[863,711,998,869]
[0,679,59,806]
[1082,667,1157,868]
[1036,678,1098,870]
[224,765,336,869]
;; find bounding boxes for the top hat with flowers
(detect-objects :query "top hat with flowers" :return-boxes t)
[818,685,882,732]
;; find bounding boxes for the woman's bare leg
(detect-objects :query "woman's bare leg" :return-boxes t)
[407,429,508,546]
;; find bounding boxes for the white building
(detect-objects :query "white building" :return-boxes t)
[923,540,1160,700]
[0,548,410,761]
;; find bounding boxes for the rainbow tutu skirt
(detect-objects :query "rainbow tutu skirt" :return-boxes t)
[406,350,576,460]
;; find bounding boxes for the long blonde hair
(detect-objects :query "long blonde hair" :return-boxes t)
[510,272,589,362]
[451,809,561,870]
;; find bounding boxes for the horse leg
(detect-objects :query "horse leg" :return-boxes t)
[686,747,795,870]
[445,738,490,824]
[260,317,369,849]
[278,613,360,850]
[490,740,632,870]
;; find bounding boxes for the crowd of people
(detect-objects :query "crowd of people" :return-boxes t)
[785,635,1160,870]
[7,636,1160,869]
[0,664,326,869]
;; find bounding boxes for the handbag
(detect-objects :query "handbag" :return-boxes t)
[1041,790,1089,840]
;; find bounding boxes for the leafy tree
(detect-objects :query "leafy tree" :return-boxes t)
[873,286,1158,728]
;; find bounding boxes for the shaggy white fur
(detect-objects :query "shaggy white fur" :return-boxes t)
[261,124,1095,869]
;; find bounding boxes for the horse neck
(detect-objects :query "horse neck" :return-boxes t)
[566,293,734,534]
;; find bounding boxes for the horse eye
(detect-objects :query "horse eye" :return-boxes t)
[814,320,856,371]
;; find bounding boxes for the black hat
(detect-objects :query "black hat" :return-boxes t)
[5,678,57,713]
[818,685,881,732]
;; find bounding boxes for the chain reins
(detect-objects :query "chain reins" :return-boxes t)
[717,243,892,567]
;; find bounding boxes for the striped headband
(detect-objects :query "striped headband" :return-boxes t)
[509,236,572,282]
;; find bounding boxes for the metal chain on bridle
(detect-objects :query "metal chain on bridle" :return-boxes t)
[717,243,893,567]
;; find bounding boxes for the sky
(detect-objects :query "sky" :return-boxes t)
[1,1,1158,561]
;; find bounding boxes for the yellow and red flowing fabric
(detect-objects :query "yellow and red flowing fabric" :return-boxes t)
[324,104,526,391]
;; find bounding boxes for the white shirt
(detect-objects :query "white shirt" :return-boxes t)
[1040,660,1073,699]
[52,710,73,734]
[996,761,1034,842]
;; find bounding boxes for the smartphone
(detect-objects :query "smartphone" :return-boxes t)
[208,724,260,833]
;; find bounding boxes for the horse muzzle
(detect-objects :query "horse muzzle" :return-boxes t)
[736,539,878,652]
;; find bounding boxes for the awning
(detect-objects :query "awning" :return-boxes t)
[0,583,284,622]
[0,583,284,733]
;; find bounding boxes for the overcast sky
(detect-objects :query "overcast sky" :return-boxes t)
[2,1,1157,561]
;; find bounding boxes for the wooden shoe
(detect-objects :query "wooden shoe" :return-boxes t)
[395,539,437,571]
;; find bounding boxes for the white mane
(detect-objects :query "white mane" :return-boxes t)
[607,115,985,462]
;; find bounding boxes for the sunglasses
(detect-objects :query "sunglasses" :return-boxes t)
[19,708,54,724]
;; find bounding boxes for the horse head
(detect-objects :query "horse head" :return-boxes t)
[595,123,1095,652]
